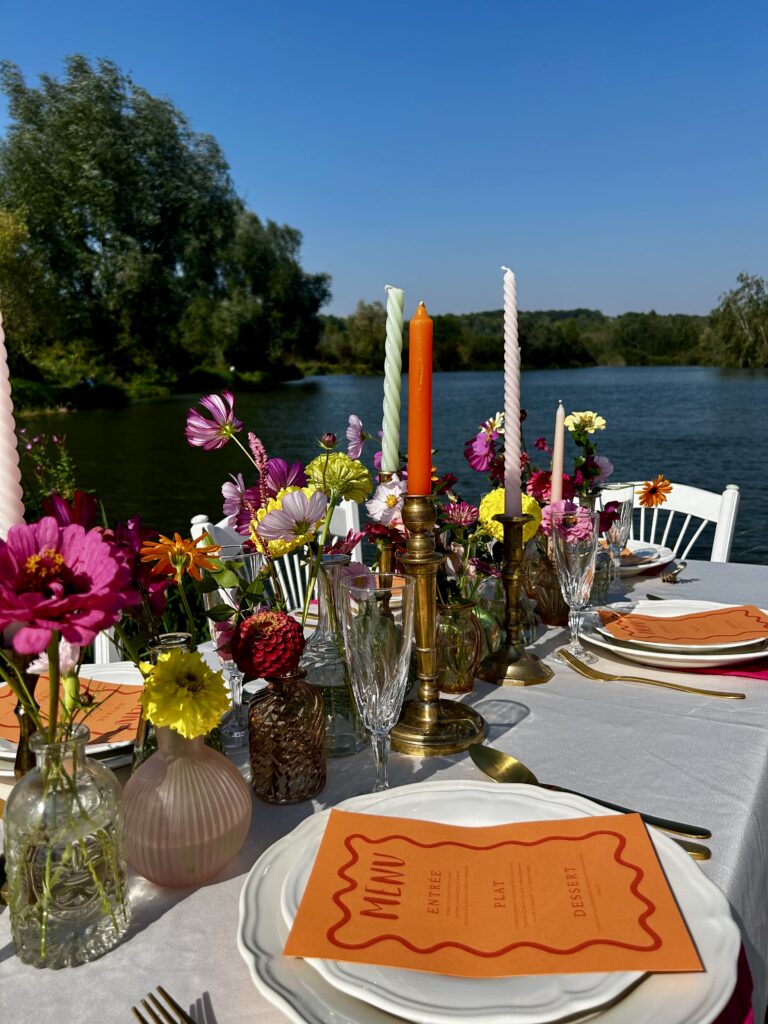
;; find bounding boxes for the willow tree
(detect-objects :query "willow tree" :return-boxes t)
[710,273,768,368]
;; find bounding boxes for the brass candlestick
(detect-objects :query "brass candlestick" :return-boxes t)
[390,494,487,756]
[477,514,554,686]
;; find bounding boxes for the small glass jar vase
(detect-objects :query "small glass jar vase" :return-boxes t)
[436,602,482,694]
[123,725,252,887]
[301,555,367,757]
[4,724,131,968]
[522,545,570,628]
[248,669,326,804]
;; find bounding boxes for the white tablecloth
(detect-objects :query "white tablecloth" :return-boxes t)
[1,559,768,1023]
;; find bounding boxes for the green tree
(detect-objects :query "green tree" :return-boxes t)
[710,273,768,368]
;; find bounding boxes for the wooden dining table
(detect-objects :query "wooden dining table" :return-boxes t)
[1,557,767,1024]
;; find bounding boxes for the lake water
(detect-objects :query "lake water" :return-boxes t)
[21,366,768,564]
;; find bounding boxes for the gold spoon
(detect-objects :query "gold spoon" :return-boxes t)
[468,744,712,858]
[560,648,746,699]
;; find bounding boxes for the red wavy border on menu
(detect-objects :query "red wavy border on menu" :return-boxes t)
[327,830,659,957]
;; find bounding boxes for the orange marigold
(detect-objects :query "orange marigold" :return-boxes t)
[636,475,673,509]
[140,532,221,581]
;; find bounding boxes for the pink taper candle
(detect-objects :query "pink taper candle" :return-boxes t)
[549,401,565,503]
[502,268,522,516]
[0,312,25,538]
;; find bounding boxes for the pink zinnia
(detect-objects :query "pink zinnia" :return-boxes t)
[541,501,596,543]
[0,517,137,655]
[185,391,243,450]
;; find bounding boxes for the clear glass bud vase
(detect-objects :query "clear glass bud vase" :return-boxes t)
[123,726,252,887]
[4,724,131,968]
[300,555,367,757]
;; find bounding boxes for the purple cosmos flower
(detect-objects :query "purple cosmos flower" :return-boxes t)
[593,455,614,485]
[442,501,479,527]
[463,432,495,472]
[346,414,365,459]
[265,458,307,498]
[42,490,99,529]
[185,391,243,450]
[0,518,137,655]
[366,477,406,525]
[256,490,328,543]
[221,473,263,537]
[373,449,383,471]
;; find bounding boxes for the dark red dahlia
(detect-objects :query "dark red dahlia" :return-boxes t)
[230,610,304,679]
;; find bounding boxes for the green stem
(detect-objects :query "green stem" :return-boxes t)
[232,433,260,471]
[112,620,142,668]
[302,496,336,627]
[47,634,60,743]
[0,651,44,732]
[177,578,198,645]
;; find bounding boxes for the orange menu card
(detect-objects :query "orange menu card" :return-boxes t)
[0,675,142,745]
[601,604,768,646]
[284,809,703,978]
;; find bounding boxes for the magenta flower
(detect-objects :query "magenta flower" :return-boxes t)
[256,490,328,543]
[373,449,383,471]
[526,470,575,503]
[464,432,495,472]
[0,518,137,655]
[346,414,365,459]
[221,473,262,537]
[112,517,169,618]
[42,490,99,529]
[324,529,365,556]
[534,436,552,454]
[185,391,243,450]
[442,501,479,527]
[265,458,307,497]
[593,455,614,484]
[541,501,596,543]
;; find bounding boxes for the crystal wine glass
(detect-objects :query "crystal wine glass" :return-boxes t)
[338,573,415,791]
[203,544,263,749]
[601,484,635,594]
[550,509,600,664]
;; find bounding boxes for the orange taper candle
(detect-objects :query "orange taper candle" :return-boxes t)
[406,301,433,495]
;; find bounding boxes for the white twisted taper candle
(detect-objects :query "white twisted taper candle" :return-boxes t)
[0,312,25,538]
[381,284,404,474]
[502,268,522,516]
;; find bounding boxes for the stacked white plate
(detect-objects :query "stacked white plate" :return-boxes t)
[0,661,142,777]
[615,540,674,578]
[238,779,740,1024]
[583,599,768,670]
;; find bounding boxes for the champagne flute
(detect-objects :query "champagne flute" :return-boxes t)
[601,484,635,593]
[202,544,263,749]
[550,509,599,664]
[338,573,415,791]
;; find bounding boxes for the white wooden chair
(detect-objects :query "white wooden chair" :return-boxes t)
[190,499,362,611]
[620,481,740,563]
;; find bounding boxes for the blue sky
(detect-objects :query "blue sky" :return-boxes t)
[2,0,766,317]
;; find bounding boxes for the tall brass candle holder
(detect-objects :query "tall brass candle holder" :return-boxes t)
[477,514,554,686]
[390,494,487,756]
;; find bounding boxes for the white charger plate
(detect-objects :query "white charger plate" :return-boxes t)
[238,780,739,1024]
[594,599,768,655]
[584,601,768,670]
[616,540,674,577]
[0,661,143,761]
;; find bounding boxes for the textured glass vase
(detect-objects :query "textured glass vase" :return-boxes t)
[123,726,252,887]
[4,724,130,968]
[301,555,367,757]
[248,671,326,804]
[436,602,482,694]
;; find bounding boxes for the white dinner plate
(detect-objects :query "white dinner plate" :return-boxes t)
[0,661,143,760]
[616,540,674,577]
[238,780,739,1024]
[593,599,768,654]
[584,600,768,669]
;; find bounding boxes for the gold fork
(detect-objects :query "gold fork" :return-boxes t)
[559,649,746,699]
[131,987,197,1024]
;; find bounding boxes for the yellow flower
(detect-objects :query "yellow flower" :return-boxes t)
[563,411,606,434]
[140,649,229,739]
[306,452,372,502]
[478,489,542,544]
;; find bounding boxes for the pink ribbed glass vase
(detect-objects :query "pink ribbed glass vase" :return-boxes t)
[123,726,252,887]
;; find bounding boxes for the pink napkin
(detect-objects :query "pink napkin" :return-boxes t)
[714,946,754,1024]
[687,660,768,680]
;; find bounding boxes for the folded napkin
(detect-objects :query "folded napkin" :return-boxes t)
[715,946,754,1024]
[599,541,657,566]
[599,605,768,647]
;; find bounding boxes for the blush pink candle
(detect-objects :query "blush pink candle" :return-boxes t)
[549,402,565,503]
[0,312,25,538]
[502,268,522,516]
